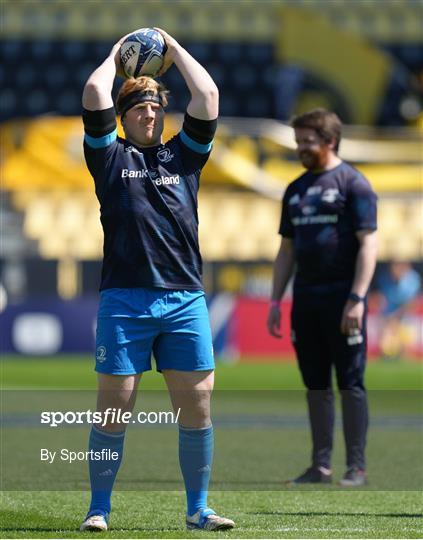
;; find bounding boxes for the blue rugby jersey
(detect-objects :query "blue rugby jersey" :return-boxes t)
[279,162,377,289]
[83,111,215,291]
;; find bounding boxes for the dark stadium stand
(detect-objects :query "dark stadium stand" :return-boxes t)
[1,36,421,124]
[0,0,421,124]
[0,39,278,121]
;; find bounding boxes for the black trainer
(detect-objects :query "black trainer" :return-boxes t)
[287,466,332,484]
[339,467,367,487]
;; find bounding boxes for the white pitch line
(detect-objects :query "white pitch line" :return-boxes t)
[243,527,423,533]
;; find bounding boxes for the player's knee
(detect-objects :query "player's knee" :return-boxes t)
[94,391,138,433]
[178,404,211,429]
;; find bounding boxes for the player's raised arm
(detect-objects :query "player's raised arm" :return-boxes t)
[155,28,218,120]
[82,36,128,111]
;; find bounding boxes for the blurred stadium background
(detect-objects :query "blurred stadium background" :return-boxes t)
[1,0,422,361]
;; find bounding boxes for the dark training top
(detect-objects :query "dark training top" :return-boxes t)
[279,162,377,290]
[83,107,216,291]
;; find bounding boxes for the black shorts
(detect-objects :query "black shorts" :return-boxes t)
[291,287,367,391]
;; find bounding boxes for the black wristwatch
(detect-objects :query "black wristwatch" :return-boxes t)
[348,292,365,303]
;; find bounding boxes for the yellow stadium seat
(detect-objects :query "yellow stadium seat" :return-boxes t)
[377,200,405,237]
[55,199,87,239]
[388,235,420,261]
[200,233,230,261]
[227,233,260,261]
[38,232,70,260]
[255,234,280,260]
[23,196,55,239]
[245,198,281,234]
[69,234,103,260]
[376,198,422,260]
[405,200,422,232]
[211,195,247,237]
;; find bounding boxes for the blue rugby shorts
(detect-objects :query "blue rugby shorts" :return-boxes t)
[95,288,215,375]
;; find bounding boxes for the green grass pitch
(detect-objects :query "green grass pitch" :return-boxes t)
[1,355,422,538]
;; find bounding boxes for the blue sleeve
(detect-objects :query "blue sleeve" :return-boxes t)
[84,130,117,149]
[82,108,118,187]
[82,107,117,165]
[175,113,217,173]
[180,112,217,152]
[179,129,212,155]
[175,133,211,174]
[82,107,117,142]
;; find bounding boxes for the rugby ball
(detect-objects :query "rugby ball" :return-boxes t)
[120,28,167,78]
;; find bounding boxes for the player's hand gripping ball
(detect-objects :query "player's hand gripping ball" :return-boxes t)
[120,28,167,78]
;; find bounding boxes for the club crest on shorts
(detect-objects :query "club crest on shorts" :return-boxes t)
[96,346,107,363]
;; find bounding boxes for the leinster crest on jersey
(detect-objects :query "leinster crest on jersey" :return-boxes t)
[157,147,174,163]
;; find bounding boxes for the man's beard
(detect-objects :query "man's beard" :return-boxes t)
[299,151,319,170]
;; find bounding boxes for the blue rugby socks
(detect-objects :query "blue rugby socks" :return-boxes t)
[179,424,214,516]
[87,423,214,518]
[87,425,125,518]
